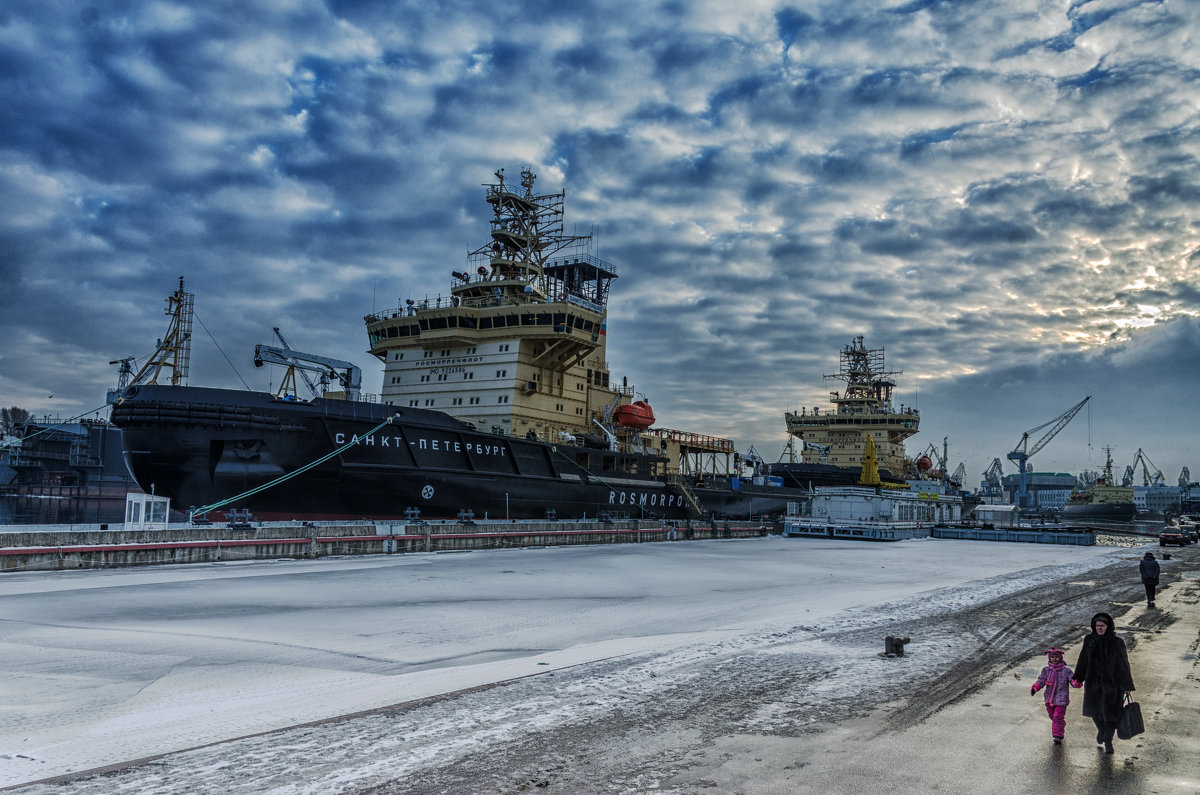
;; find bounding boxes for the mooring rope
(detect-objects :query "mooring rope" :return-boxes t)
[188,413,400,520]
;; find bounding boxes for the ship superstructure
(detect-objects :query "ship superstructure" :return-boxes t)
[1063,447,1136,524]
[782,336,919,481]
[367,168,623,443]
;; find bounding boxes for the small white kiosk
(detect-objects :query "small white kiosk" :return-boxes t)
[974,504,1020,528]
[124,493,171,530]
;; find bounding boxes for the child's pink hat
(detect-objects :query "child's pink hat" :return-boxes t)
[1045,648,1064,659]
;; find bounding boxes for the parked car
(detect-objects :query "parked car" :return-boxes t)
[1180,521,1200,543]
[1160,526,1188,547]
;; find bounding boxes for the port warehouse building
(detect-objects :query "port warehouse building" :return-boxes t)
[999,473,1077,510]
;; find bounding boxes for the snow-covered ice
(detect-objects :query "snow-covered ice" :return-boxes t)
[0,535,1139,790]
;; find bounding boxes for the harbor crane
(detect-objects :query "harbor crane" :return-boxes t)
[803,441,831,464]
[949,462,966,489]
[1007,396,1090,508]
[1126,448,1166,487]
[982,457,1005,497]
[270,328,323,398]
[253,337,362,401]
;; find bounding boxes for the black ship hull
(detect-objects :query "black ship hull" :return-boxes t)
[1061,502,1138,523]
[768,461,905,489]
[111,385,708,522]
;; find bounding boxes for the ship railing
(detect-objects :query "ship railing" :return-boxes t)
[367,291,574,322]
[647,428,736,453]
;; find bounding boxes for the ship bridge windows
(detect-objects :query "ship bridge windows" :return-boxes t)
[382,324,414,339]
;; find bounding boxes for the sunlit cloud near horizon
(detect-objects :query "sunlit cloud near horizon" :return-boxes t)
[1,0,1197,485]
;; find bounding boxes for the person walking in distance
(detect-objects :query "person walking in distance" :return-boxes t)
[1030,648,1081,744]
[1072,612,1135,754]
[1139,552,1160,608]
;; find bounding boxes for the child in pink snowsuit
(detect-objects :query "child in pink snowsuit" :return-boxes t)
[1030,648,1081,743]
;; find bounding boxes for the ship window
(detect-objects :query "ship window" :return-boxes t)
[506,315,519,327]
[498,395,508,404]
[538,313,551,325]
[425,399,434,406]
[459,316,476,329]
[463,372,473,379]
[469,397,479,404]
[387,326,398,338]
[428,317,447,330]
[496,370,507,377]
[480,317,493,329]
[418,319,429,331]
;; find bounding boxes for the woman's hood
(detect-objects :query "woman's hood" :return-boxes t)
[1090,612,1116,635]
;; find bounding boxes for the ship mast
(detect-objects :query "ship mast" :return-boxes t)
[825,335,901,412]
[128,277,194,388]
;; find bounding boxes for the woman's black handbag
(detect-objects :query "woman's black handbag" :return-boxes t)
[1117,695,1144,740]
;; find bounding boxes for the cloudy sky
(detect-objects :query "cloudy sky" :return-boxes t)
[2,0,1198,487]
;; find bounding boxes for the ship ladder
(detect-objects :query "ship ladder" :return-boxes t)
[668,474,704,518]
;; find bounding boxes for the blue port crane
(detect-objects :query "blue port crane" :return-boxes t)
[1006,396,1091,508]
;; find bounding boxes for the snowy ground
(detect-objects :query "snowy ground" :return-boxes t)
[0,535,1151,792]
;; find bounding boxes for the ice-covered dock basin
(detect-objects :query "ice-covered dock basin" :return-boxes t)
[0,534,1138,790]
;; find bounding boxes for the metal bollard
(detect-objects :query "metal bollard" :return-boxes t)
[885,635,911,657]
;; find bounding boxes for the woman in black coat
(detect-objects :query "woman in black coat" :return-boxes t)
[1072,612,1135,753]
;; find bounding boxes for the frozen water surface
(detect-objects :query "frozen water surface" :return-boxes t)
[0,536,1128,788]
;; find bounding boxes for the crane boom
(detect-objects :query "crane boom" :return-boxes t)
[253,344,362,400]
[1006,396,1090,508]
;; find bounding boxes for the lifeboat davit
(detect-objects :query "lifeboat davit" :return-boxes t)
[614,400,655,429]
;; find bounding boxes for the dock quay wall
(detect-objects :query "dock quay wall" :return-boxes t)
[0,520,771,573]
[932,526,1094,545]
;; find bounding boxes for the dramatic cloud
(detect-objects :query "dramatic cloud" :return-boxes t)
[2,0,1197,483]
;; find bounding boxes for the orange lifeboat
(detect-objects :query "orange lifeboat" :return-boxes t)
[614,400,655,429]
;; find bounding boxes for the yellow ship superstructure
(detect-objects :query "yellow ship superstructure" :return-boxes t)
[364,168,735,481]
[366,168,630,445]
[784,336,919,480]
